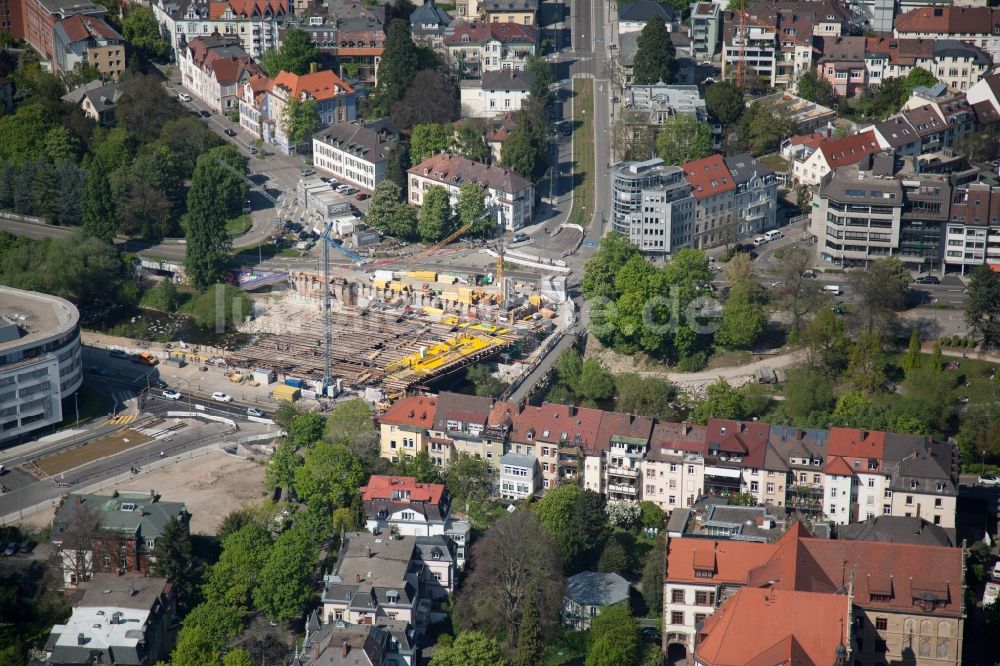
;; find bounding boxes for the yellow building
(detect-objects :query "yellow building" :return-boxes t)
[378,395,438,463]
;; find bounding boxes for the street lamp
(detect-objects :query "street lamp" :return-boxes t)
[173,374,194,414]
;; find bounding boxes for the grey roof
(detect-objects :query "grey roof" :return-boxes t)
[835,515,953,547]
[666,507,692,534]
[296,619,414,666]
[618,0,675,22]
[724,153,774,186]
[415,534,455,563]
[314,120,399,165]
[821,165,903,204]
[323,532,419,611]
[934,39,991,65]
[872,115,918,148]
[410,1,451,31]
[431,391,492,432]
[483,0,538,11]
[766,425,829,472]
[481,68,535,91]
[499,452,537,469]
[564,571,630,607]
[884,435,957,495]
[619,31,640,66]
[53,492,188,541]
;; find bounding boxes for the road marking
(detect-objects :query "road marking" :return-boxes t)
[108,414,136,425]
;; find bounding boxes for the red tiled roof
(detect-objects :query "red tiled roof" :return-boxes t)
[788,132,829,150]
[208,0,286,20]
[379,395,437,428]
[269,69,354,99]
[409,153,532,194]
[360,475,445,504]
[827,427,885,460]
[822,456,854,476]
[490,401,604,449]
[593,411,655,454]
[681,154,735,201]
[894,6,1000,35]
[667,537,778,584]
[649,421,707,454]
[706,419,770,467]
[696,588,849,666]
[57,14,123,42]
[443,20,537,46]
[818,130,879,167]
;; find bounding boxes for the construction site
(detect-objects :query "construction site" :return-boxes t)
[223,265,568,399]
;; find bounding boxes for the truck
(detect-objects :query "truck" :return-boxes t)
[369,270,394,283]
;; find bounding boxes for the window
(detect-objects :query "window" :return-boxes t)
[935,498,942,508]
[401,511,415,520]
[671,589,685,604]
[670,611,684,625]
[695,613,707,625]
[876,617,888,631]
[868,478,875,488]
[695,591,715,606]
[750,481,759,491]
[767,483,775,493]
[906,495,914,505]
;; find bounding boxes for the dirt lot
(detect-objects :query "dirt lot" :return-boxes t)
[14,451,267,536]
[34,429,152,477]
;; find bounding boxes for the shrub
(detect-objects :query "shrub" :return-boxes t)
[677,352,708,372]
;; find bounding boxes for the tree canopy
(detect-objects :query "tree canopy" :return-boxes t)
[655,115,713,164]
[260,27,320,77]
[631,16,675,85]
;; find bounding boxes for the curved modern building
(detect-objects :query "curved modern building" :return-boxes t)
[0,286,83,444]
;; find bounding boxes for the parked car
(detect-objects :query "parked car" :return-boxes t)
[991,561,1000,582]
[224,128,237,137]
[3,543,18,557]
[915,275,940,285]
[247,407,265,418]
[18,540,34,553]
[355,192,369,201]
[249,147,258,155]
[980,474,1000,487]
[177,92,192,102]
[109,349,129,359]
[162,389,182,400]
[640,627,660,641]
[512,232,529,243]
[212,392,233,402]
[199,110,211,118]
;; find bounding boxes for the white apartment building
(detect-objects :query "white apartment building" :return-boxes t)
[178,33,261,113]
[152,0,288,60]
[459,69,534,118]
[0,287,82,444]
[407,153,534,231]
[313,120,399,192]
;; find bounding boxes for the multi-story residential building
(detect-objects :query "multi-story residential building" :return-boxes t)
[689,2,721,60]
[498,452,540,499]
[946,180,1000,274]
[409,0,451,48]
[765,425,829,513]
[618,0,676,35]
[426,391,492,467]
[792,130,881,186]
[42,573,177,666]
[884,433,958,528]
[0,286,82,444]
[894,5,1000,62]
[179,34,262,114]
[289,2,386,87]
[724,153,778,235]
[818,35,867,98]
[294,618,415,666]
[312,119,399,192]
[640,422,706,512]
[703,419,770,499]
[52,13,125,79]
[835,514,953,546]
[239,68,359,154]
[407,153,535,231]
[51,491,189,588]
[443,21,537,79]
[151,0,289,60]
[61,79,122,125]
[682,154,737,248]
[611,160,697,255]
[663,522,966,665]
[482,0,536,26]
[23,0,105,62]
[622,83,711,127]
[459,68,534,118]
[378,395,438,464]
[320,531,454,630]
[585,411,656,500]
[812,167,903,268]
[0,0,23,39]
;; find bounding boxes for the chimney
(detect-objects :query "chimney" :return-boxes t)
[310,62,318,74]
[77,633,86,646]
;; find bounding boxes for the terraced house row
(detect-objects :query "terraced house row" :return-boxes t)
[378,393,959,529]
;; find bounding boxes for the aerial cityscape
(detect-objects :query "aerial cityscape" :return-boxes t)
[1,0,1000,663]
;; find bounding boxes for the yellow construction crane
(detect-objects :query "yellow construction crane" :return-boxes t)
[404,205,495,267]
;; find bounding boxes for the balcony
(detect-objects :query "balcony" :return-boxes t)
[607,466,639,478]
[608,483,638,495]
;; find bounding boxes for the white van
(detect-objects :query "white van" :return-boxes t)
[824,285,843,296]
[753,236,767,246]
[764,230,782,241]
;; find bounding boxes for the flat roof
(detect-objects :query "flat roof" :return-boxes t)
[0,286,79,354]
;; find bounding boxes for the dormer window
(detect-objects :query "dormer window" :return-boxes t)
[910,480,919,489]
[387,590,399,603]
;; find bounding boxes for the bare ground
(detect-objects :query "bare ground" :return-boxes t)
[12,451,267,536]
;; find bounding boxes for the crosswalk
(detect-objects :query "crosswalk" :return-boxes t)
[107,414,136,425]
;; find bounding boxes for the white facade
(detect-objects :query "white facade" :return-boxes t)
[498,453,538,499]
[459,80,531,118]
[152,0,286,59]
[640,455,705,512]
[663,581,719,653]
[823,472,854,524]
[365,509,445,537]
[0,288,82,444]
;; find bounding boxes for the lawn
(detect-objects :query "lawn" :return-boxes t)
[226,214,252,237]
[541,630,589,666]
[35,429,152,476]
[884,351,1000,408]
[568,78,595,229]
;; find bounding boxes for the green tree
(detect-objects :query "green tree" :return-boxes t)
[631,16,675,85]
[81,168,117,242]
[430,631,510,666]
[796,69,834,105]
[847,333,886,394]
[773,246,826,339]
[152,516,196,609]
[366,181,419,240]
[203,523,272,609]
[966,265,1000,345]
[803,307,851,375]
[62,62,103,89]
[395,450,440,482]
[849,256,909,334]
[525,56,556,110]
[931,342,943,372]
[457,181,488,233]
[639,501,665,529]
[184,152,241,289]
[187,284,250,331]
[576,358,615,403]
[294,441,365,507]
[180,602,246,654]
[555,348,583,391]
[260,27,319,76]
[121,6,169,60]
[169,626,220,666]
[281,97,320,146]
[273,401,301,432]
[253,527,317,622]
[453,122,491,163]
[369,19,418,117]
[325,398,376,446]
[902,67,938,98]
[390,68,460,129]
[417,185,454,242]
[729,491,756,506]
[533,485,608,571]
[902,328,922,376]
[385,139,410,191]
[655,115,713,164]
[641,538,666,615]
[715,284,767,349]
[704,81,744,126]
[597,537,628,574]
[410,123,453,162]
[119,183,173,241]
[739,102,794,155]
[690,379,749,424]
[783,366,834,421]
[501,118,547,183]
[221,649,255,666]
[586,603,640,666]
[614,374,677,420]
[465,363,508,398]
[516,587,544,666]
[265,441,303,491]
[582,232,642,301]
[444,452,495,504]
[290,412,326,448]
